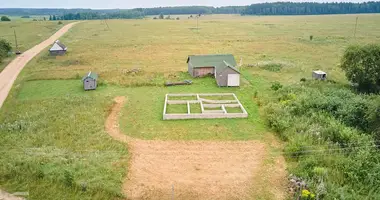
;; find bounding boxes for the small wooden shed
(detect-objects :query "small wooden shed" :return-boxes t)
[82,71,98,91]
[312,70,327,80]
[187,54,240,87]
[49,40,67,56]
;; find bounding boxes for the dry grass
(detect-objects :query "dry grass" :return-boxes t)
[21,14,380,86]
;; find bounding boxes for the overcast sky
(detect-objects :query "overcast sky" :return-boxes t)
[0,0,371,9]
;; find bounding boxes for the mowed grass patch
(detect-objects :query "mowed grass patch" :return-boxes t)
[119,76,265,140]
[225,106,244,113]
[166,104,188,114]
[199,95,236,100]
[167,95,197,100]
[189,103,202,113]
[17,80,83,99]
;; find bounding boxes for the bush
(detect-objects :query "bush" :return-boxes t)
[261,63,283,72]
[309,35,313,41]
[271,82,283,91]
[1,16,11,21]
[0,39,12,63]
[340,44,380,93]
[58,21,63,25]
[265,83,380,199]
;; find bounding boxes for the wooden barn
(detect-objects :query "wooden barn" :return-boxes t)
[82,71,98,91]
[49,40,67,56]
[187,54,240,87]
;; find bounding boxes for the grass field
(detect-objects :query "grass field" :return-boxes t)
[1,14,380,199]
[0,19,68,71]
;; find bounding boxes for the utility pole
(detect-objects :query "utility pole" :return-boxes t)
[196,15,199,33]
[14,29,18,50]
[13,29,21,54]
[354,16,358,39]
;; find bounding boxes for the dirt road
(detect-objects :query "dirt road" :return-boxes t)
[106,97,287,200]
[0,22,79,109]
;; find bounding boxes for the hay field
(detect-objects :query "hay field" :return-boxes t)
[1,14,380,199]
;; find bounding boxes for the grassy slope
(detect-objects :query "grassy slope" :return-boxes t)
[0,19,68,71]
[1,14,380,199]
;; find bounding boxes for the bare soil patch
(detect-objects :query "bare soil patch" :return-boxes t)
[106,96,286,200]
[0,190,24,200]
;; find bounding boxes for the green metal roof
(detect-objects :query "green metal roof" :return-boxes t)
[82,71,98,81]
[187,54,239,73]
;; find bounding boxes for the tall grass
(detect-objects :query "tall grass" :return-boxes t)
[264,81,380,199]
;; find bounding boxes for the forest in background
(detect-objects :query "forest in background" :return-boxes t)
[1,2,380,20]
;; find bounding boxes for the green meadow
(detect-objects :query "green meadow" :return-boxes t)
[1,14,380,199]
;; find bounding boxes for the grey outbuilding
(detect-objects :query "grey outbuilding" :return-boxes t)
[187,54,240,87]
[82,71,98,91]
[312,70,327,80]
[49,40,67,56]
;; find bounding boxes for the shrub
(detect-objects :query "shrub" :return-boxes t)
[176,17,180,20]
[309,35,313,41]
[271,82,283,91]
[261,63,283,72]
[266,83,380,199]
[300,78,306,82]
[58,21,63,25]
[1,16,11,21]
[0,39,12,63]
[340,44,380,93]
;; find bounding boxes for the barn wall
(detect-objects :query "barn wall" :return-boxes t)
[193,67,215,77]
[84,78,97,90]
[216,68,239,87]
[188,63,193,77]
[49,50,66,56]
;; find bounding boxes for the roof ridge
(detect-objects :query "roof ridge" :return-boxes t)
[189,54,233,57]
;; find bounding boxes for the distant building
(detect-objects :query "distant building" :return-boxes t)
[187,54,240,87]
[49,40,67,56]
[82,71,98,91]
[312,70,327,80]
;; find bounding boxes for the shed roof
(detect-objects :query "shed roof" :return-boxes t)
[187,54,239,73]
[313,70,326,75]
[82,71,98,81]
[49,40,67,51]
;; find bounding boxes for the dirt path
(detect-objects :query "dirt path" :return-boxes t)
[0,190,24,200]
[106,96,287,200]
[0,22,80,109]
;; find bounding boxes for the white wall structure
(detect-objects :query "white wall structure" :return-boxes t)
[227,74,240,86]
[163,93,248,120]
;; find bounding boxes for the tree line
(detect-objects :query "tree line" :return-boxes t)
[1,2,380,20]
[242,2,380,15]
[49,10,144,20]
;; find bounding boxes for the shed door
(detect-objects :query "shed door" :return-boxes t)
[227,74,240,86]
